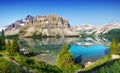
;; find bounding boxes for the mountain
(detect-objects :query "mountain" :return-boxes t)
[94,23,120,35]
[5,15,34,31]
[76,23,120,36]
[75,24,97,35]
[23,14,70,28]
[4,14,120,37]
[5,14,78,37]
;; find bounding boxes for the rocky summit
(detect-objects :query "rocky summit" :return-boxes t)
[24,14,70,28]
[5,14,77,37]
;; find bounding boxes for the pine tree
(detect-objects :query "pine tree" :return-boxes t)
[56,43,78,72]
[11,39,19,54]
[2,30,5,40]
[109,38,119,55]
[0,30,5,50]
[0,36,3,50]
[2,29,5,49]
[6,40,11,51]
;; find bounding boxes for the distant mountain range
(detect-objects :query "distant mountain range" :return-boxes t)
[1,14,120,37]
[75,23,120,37]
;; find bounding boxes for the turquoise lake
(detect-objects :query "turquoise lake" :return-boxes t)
[69,45,109,64]
[9,37,111,65]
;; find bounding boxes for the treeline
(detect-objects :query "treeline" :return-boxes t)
[105,29,120,37]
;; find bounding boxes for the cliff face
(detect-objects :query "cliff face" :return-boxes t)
[5,15,34,31]
[5,14,70,31]
[25,15,70,28]
[5,14,78,37]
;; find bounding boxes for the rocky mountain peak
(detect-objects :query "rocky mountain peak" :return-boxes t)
[4,14,77,37]
[5,14,71,31]
[25,14,70,28]
[24,15,34,21]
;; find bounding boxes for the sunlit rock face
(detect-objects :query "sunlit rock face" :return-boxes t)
[25,14,70,28]
[5,14,70,30]
[5,15,34,31]
[5,14,78,37]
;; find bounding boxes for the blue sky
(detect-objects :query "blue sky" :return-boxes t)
[0,0,120,26]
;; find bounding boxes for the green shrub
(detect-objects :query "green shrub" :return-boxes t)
[25,58,35,65]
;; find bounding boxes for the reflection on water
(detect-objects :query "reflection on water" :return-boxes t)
[18,37,78,65]
[18,37,110,65]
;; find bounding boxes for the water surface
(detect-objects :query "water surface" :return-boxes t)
[9,37,111,65]
[69,45,109,64]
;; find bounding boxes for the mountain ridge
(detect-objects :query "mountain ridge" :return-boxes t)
[4,14,77,37]
[1,14,120,37]
[75,23,120,36]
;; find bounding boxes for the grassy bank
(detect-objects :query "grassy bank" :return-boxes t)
[82,58,120,73]
[0,58,28,73]
[4,52,62,73]
[83,56,110,72]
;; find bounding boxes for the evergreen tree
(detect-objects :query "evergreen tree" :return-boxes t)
[6,40,11,51]
[2,30,5,39]
[1,29,5,49]
[109,38,119,55]
[0,36,4,50]
[11,39,19,54]
[0,30,5,50]
[56,43,79,73]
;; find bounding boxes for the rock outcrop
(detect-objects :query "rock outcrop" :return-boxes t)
[24,14,70,28]
[5,15,34,31]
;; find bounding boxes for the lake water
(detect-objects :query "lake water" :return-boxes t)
[16,37,111,65]
[69,45,109,64]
